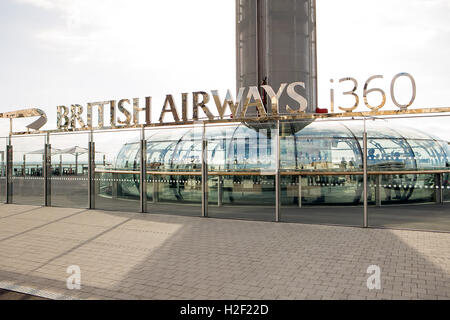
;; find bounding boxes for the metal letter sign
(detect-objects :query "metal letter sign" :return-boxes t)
[0,108,47,133]
[3,74,450,135]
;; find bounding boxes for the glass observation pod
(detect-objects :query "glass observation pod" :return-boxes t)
[99,120,450,207]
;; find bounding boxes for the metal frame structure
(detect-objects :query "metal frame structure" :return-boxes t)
[2,112,449,230]
[140,127,147,213]
[88,131,95,209]
[275,120,281,221]
[363,118,368,227]
[6,137,12,204]
[44,133,51,206]
[201,123,208,217]
[7,107,450,136]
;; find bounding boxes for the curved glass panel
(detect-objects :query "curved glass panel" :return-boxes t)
[143,126,202,216]
[280,121,362,173]
[291,121,355,139]
[408,139,447,169]
[94,130,141,212]
[346,120,404,139]
[207,123,277,172]
[206,122,277,221]
[108,119,449,214]
[366,137,416,170]
[366,116,450,231]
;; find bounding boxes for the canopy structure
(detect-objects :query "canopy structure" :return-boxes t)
[54,146,105,175]
[27,147,62,155]
[25,146,104,176]
[57,146,88,175]
[23,148,62,176]
[57,146,89,155]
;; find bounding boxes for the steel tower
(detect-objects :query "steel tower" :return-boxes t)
[236,0,318,114]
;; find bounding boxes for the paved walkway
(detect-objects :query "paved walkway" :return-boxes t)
[0,289,48,300]
[0,204,449,300]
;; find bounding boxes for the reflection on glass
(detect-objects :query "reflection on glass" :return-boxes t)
[0,138,6,202]
[94,130,141,212]
[206,123,277,172]
[444,173,450,202]
[280,121,362,172]
[104,120,449,210]
[142,127,203,216]
[11,135,46,205]
[206,122,277,221]
[49,133,89,208]
[282,175,364,206]
[279,120,449,206]
[0,117,447,220]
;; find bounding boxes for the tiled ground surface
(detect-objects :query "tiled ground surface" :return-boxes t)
[0,289,48,300]
[0,204,449,300]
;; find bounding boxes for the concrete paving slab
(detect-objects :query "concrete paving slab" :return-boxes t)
[0,204,448,300]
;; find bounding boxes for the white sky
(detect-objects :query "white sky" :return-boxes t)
[0,0,449,140]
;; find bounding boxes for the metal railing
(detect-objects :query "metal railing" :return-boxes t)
[3,118,449,228]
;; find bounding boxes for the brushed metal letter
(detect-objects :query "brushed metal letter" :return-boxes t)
[87,101,108,129]
[145,97,152,125]
[57,106,69,129]
[241,86,267,118]
[390,72,416,110]
[211,88,244,119]
[261,83,287,116]
[110,100,116,128]
[159,94,180,123]
[117,99,132,126]
[363,75,386,111]
[286,82,308,114]
[193,92,214,120]
[133,98,147,125]
[70,104,87,129]
[337,77,359,112]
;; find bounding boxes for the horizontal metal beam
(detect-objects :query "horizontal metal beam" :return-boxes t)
[9,107,450,136]
[93,169,450,176]
[281,170,450,176]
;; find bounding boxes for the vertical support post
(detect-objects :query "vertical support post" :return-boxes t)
[140,128,147,213]
[298,175,302,208]
[22,154,26,177]
[444,173,447,203]
[95,171,100,195]
[0,151,4,177]
[44,133,51,206]
[311,0,318,111]
[275,120,280,222]
[0,151,3,202]
[363,118,368,228]
[75,153,79,176]
[59,155,63,176]
[217,175,223,207]
[201,122,208,217]
[375,174,382,207]
[88,131,95,209]
[6,136,13,204]
[111,173,118,199]
[435,173,443,204]
[153,176,159,203]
